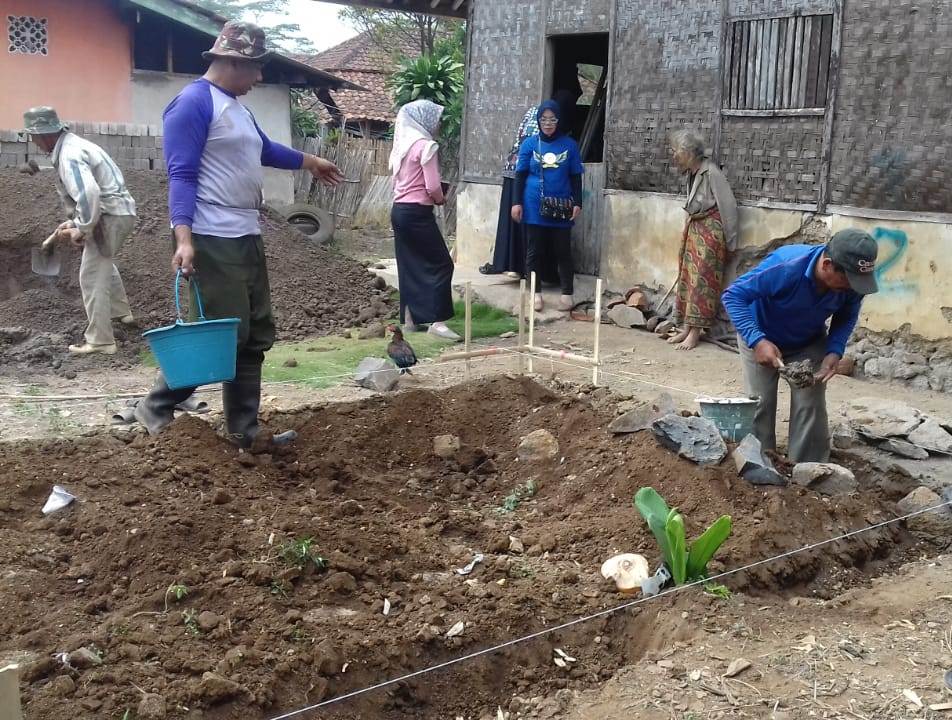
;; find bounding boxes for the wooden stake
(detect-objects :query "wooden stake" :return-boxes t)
[592,277,603,385]
[517,278,527,374]
[529,345,599,366]
[0,664,23,720]
[528,271,537,373]
[464,281,472,380]
[440,346,526,362]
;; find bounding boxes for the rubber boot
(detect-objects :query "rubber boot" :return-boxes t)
[221,354,298,450]
[222,356,263,449]
[134,374,197,435]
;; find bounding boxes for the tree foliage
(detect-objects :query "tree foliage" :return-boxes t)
[190,0,314,53]
[338,7,459,56]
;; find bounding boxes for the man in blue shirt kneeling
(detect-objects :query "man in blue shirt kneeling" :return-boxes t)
[721,229,879,462]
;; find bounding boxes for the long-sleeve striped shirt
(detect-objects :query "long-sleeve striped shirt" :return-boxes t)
[51,132,137,235]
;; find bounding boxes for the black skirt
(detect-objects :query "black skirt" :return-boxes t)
[391,202,455,325]
[490,175,559,283]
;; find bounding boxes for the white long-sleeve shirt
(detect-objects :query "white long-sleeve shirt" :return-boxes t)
[51,132,136,235]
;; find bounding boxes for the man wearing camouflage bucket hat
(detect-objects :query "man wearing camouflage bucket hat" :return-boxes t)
[134,20,344,448]
[23,106,138,356]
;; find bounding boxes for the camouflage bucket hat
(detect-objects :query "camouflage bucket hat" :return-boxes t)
[23,106,67,135]
[202,20,272,62]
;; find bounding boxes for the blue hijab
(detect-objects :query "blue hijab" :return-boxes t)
[536,100,564,139]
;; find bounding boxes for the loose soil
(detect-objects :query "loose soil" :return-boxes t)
[0,168,395,373]
[0,376,931,720]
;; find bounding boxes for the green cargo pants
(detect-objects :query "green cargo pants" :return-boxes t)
[135,233,274,443]
[187,233,275,353]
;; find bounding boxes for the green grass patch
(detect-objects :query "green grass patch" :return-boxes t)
[139,300,516,390]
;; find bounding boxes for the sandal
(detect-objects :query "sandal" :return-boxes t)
[478,263,499,275]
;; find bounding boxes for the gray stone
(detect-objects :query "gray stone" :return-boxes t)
[732,434,786,486]
[608,305,647,329]
[353,357,400,392]
[896,487,952,546]
[517,429,559,463]
[907,419,952,454]
[651,414,727,466]
[791,462,858,495]
[69,647,103,669]
[357,322,386,340]
[433,434,461,459]
[608,393,676,434]
[879,438,929,460]
[830,422,860,450]
[842,397,921,438]
[138,693,167,720]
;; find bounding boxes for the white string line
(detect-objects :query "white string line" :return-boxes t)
[266,498,952,720]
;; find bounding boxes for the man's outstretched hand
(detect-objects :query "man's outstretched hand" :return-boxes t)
[814,353,841,383]
[304,154,345,187]
[753,339,784,368]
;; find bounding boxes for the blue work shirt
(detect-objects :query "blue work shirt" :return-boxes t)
[721,244,863,357]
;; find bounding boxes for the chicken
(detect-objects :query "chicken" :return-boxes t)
[386,325,417,374]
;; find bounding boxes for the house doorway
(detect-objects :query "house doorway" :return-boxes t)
[545,33,609,276]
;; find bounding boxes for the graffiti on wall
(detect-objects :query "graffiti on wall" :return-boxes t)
[870,226,917,296]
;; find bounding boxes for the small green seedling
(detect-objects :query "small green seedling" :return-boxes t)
[279,537,327,571]
[182,609,200,636]
[498,479,538,513]
[162,583,189,612]
[634,487,732,586]
[703,582,732,599]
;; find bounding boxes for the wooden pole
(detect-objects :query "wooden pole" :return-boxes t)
[527,272,537,374]
[517,278,527,374]
[0,664,23,720]
[592,277,603,385]
[464,281,472,380]
[439,346,525,362]
[528,345,599,366]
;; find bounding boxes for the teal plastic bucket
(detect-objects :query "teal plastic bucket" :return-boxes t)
[143,271,240,390]
[697,396,760,442]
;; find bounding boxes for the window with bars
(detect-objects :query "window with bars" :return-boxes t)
[723,14,834,114]
[7,15,48,55]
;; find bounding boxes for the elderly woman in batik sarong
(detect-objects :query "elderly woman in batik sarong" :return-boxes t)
[666,128,739,351]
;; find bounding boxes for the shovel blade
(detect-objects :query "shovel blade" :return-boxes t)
[31,247,61,276]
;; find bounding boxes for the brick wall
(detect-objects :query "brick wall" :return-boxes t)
[0,121,165,171]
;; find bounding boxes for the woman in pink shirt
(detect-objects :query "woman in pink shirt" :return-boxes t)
[389,100,459,341]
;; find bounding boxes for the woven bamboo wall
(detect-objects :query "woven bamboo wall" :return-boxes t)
[545,0,611,33]
[605,0,722,193]
[720,116,825,204]
[462,1,545,180]
[830,0,952,212]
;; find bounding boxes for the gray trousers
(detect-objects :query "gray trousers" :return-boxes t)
[737,334,830,463]
[80,214,135,345]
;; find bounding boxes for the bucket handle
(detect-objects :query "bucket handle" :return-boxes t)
[174,269,207,322]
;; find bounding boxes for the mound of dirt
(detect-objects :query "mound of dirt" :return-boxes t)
[0,168,394,370]
[0,377,923,720]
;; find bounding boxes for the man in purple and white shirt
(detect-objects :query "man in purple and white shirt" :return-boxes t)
[135,20,342,446]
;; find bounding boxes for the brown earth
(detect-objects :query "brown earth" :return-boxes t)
[0,376,931,720]
[0,168,395,372]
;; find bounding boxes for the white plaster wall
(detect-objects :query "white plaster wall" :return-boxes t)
[130,71,294,206]
[455,181,502,269]
[830,214,952,339]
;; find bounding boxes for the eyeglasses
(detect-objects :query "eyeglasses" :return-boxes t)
[539,118,559,125]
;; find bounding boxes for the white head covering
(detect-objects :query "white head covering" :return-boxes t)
[389,99,444,175]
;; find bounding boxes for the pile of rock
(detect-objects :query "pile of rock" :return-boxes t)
[847,328,952,393]
[833,397,952,459]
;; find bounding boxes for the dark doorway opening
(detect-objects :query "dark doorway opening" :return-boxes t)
[546,33,609,164]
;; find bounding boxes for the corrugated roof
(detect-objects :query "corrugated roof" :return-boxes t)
[316,0,467,20]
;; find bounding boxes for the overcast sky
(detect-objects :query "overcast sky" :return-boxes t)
[259,1,360,52]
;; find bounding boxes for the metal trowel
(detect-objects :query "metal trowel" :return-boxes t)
[31,231,61,276]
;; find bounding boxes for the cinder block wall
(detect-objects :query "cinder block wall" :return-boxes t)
[0,121,164,171]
